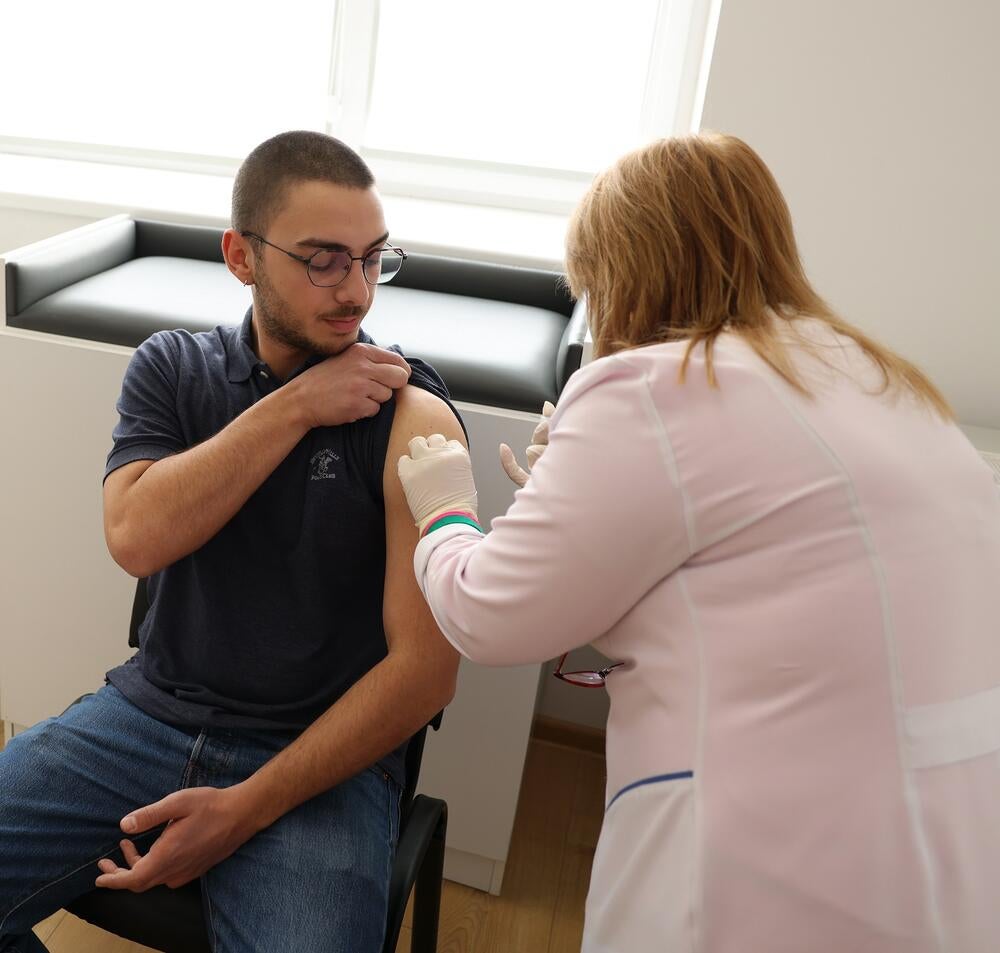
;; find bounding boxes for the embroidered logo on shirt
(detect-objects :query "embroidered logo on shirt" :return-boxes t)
[310,449,341,480]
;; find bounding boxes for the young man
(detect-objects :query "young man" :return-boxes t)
[0,131,465,952]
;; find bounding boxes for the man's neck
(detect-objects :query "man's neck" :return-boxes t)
[250,316,307,383]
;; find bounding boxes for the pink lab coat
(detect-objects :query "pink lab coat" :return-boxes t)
[414,321,1000,952]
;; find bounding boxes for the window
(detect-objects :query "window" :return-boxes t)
[1,0,719,213]
[367,1,662,172]
[1,1,339,165]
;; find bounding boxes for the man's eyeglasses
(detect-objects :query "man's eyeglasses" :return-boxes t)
[552,652,625,688]
[241,232,407,288]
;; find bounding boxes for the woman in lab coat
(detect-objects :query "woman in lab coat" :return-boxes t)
[397,134,1000,953]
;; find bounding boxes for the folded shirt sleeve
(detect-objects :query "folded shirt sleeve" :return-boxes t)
[104,331,187,481]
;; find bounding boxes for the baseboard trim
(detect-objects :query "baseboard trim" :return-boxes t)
[443,846,505,895]
[531,715,606,756]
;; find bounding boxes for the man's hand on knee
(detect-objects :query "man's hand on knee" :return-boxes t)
[95,784,261,891]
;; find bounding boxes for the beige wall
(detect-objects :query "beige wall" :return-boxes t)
[700,0,1000,428]
[0,207,96,255]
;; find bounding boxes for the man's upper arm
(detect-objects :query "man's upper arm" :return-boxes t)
[382,384,467,666]
[102,334,186,561]
[105,333,186,478]
[103,459,156,533]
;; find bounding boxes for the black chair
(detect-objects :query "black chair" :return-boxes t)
[62,580,448,953]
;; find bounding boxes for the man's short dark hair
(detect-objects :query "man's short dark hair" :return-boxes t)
[232,131,375,234]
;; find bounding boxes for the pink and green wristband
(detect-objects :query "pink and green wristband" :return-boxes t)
[421,509,484,538]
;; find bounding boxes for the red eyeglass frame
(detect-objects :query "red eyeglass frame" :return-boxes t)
[552,652,625,688]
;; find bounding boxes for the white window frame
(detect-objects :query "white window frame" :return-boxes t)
[0,0,721,217]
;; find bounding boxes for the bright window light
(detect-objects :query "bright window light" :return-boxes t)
[0,0,717,208]
[365,0,662,173]
[0,0,337,159]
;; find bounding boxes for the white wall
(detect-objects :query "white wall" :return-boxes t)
[0,207,96,255]
[700,0,1000,428]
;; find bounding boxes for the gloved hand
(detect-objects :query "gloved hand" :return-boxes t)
[499,400,555,488]
[397,434,479,535]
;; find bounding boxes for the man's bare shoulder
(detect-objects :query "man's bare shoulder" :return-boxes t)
[391,384,466,447]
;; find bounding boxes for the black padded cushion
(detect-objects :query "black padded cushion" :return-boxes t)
[136,219,226,263]
[11,258,245,349]
[7,220,584,411]
[10,258,566,410]
[5,217,136,316]
[364,286,564,408]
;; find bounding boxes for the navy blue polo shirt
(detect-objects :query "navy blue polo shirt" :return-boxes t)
[104,309,464,785]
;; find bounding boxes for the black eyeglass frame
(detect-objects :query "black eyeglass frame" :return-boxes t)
[240,231,407,288]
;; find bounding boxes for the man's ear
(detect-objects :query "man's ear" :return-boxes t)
[222,229,255,286]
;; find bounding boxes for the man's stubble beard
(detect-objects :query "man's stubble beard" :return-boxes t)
[253,264,363,358]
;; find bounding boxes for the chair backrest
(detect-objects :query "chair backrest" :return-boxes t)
[127,576,149,648]
[400,710,443,810]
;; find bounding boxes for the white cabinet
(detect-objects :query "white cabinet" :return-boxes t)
[421,404,542,893]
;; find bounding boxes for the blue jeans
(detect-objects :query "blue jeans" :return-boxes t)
[0,685,400,953]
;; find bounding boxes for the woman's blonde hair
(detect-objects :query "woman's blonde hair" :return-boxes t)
[566,133,951,417]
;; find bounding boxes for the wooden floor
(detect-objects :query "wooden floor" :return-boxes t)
[23,734,604,953]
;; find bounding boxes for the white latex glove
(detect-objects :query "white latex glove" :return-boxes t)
[397,434,479,534]
[499,400,556,488]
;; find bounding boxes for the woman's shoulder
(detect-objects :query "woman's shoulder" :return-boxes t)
[551,345,693,436]
[566,342,687,387]
[560,341,709,402]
